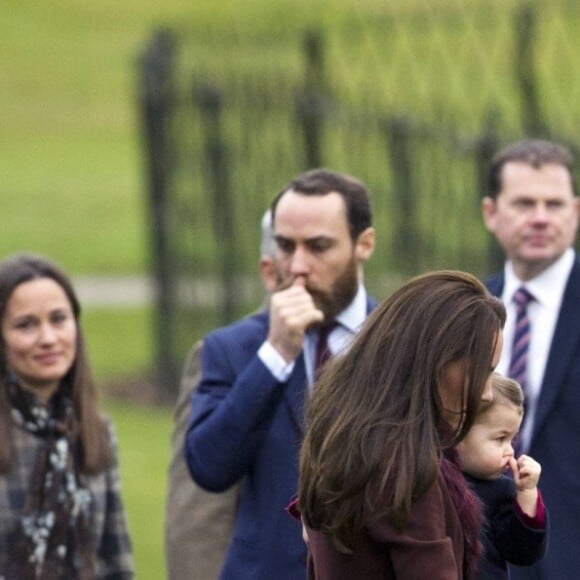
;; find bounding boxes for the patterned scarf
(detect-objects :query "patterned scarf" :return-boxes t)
[6,378,95,580]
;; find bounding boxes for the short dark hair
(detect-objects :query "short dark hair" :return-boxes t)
[270,168,372,240]
[488,138,576,198]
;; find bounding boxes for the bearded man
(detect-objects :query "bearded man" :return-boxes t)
[184,169,376,580]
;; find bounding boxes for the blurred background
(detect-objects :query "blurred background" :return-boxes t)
[3,0,580,577]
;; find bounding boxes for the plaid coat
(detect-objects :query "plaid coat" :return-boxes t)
[0,417,134,579]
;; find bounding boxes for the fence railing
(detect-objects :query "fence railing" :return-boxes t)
[138,2,579,396]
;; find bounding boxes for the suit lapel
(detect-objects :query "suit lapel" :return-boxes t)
[485,273,504,297]
[285,354,308,434]
[533,260,580,442]
[487,265,580,445]
[366,296,378,314]
[260,309,307,435]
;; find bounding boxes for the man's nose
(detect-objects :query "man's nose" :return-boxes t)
[531,203,549,222]
[290,246,310,276]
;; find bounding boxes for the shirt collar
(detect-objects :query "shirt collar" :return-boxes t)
[503,248,575,308]
[334,283,368,333]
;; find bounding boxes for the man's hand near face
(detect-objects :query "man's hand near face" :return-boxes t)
[268,276,324,363]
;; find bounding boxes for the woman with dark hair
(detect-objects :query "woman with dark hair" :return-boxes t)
[0,254,134,579]
[298,270,506,579]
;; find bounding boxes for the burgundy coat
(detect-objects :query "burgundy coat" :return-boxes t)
[305,452,482,580]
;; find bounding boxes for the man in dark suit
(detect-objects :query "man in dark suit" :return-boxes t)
[482,138,580,579]
[185,168,376,580]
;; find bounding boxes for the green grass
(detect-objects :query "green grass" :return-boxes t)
[82,306,153,383]
[104,398,172,580]
[0,0,187,274]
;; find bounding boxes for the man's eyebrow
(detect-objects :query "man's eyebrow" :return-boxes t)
[274,234,335,242]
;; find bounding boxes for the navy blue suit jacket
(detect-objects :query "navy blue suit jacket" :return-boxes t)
[185,298,375,580]
[486,257,580,580]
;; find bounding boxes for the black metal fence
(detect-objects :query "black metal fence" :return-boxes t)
[138,1,580,396]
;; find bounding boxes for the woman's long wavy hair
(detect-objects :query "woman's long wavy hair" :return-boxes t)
[299,270,506,552]
[0,254,112,474]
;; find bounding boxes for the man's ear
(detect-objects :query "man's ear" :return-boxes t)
[259,256,278,294]
[481,197,497,233]
[354,227,375,262]
[573,196,580,222]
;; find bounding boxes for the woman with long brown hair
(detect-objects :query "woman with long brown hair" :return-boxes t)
[0,254,133,579]
[298,270,506,579]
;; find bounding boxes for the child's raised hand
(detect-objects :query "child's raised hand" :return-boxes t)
[508,454,542,492]
[508,454,542,517]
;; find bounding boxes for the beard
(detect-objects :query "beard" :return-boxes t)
[273,253,358,326]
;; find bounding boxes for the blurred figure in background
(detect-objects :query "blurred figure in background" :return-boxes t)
[0,254,134,579]
[482,138,580,579]
[185,169,376,580]
[165,210,277,580]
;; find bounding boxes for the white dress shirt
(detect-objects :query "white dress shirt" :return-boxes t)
[497,248,575,450]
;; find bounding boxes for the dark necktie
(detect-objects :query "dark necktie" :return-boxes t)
[508,287,534,453]
[315,322,337,374]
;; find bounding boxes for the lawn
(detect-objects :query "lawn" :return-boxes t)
[82,306,153,384]
[104,398,172,580]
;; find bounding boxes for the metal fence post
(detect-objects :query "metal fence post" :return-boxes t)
[298,29,326,168]
[514,1,546,137]
[138,28,178,398]
[474,111,504,273]
[384,116,419,275]
[196,84,237,326]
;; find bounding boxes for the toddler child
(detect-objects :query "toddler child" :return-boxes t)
[457,373,548,579]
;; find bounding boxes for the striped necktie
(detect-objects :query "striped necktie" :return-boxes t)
[508,287,535,390]
[508,287,534,454]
